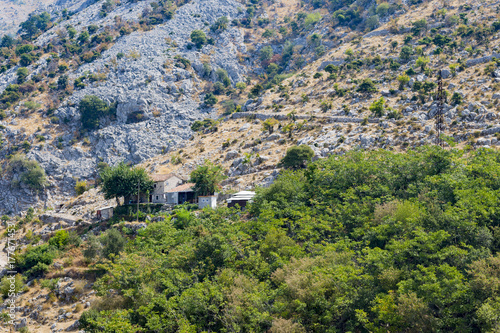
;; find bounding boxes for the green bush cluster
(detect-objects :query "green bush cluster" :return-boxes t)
[78,95,114,130]
[7,154,47,191]
[78,146,500,332]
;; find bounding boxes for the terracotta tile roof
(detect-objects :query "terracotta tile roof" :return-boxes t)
[166,183,195,193]
[151,173,178,182]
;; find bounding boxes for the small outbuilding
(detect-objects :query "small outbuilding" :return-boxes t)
[227,191,256,209]
[96,206,114,220]
[166,183,196,205]
[198,195,218,209]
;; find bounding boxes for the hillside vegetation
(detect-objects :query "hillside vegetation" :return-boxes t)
[2,0,500,331]
[14,146,497,332]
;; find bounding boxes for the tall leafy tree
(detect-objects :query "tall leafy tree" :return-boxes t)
[279,145,314,170]
[100,162,153,205]
[189,160,226,196]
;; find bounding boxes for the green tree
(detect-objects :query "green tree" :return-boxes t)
[16,67,29,83]
[83,234,102,262]
[15,244,56,277]
[0,274,25,298]
[399,45,413,61]
[260,46,274,62]
[411,19,428,36]
[100,162,154,205]
[79,95,110,130]
[77,31,90,44]
[189,160,227,196]
[397,74,410,90]
[365,15,379,31]
[309,33,322,47]
[7,154,47,191]
[19,53,33,66]
[279,145,314,170]
[190,30,207,48]
[1,35,14,48]
[19,12,51,40]
[75,180,88,195]
[215,68,231,87]
[345,48,354,59]
[48,230,69,249]
[451,92,463,105]
[376,2,390,17]
[204,93,218,106]
[250,84,263,96]
[357,78,378,93]
[369,97,385,117]
[262,29,274,38]
[57,75,69,90]
[391,40,398,51]
[324,64,338,74]
[416,56,430,71]
[236,82,246,93]
[67,26,77,39]
[101,228,126,259]
[211,16,229,32]
[262,118,279,134]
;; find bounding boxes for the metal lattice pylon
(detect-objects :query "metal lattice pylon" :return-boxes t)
[435,71,445,147]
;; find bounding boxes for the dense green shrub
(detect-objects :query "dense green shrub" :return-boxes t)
[16,67,29,83]
[369,96,385,117]
[204,93,218,106]
[7,154,47,191]
[15,244,56,278]
[79,147,500,332]
[75,180,88,195]
[211,16,229,32]
[79,95,111,130]
[451,92,463,105]
[279,145,314,169]
[0,274,25,298]
[260,46,273,61]
[48,230,69,249]
[191,118,217,132]
[190,30,206,48]
[357,78,378,93]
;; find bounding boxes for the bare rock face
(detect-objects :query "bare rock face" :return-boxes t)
[0,0,248,214]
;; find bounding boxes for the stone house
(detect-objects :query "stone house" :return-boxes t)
[151,173,183,203]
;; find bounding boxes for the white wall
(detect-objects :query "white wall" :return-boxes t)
[198,196,217,209]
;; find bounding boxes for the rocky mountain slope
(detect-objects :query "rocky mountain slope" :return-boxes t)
[1,0,500,331]
[0,0,56,36]
[0,0,499,215]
